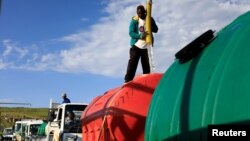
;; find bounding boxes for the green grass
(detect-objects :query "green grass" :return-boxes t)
[0,107,48,130]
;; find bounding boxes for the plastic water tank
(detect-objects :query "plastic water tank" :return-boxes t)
[81,73,162,141]
[145,11,250,141]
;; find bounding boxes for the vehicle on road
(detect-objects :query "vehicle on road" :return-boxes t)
[24,120,43,141]
[46,103,88,141]
[2,127,14,140]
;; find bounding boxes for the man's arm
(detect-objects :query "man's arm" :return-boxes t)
[151,17,158,33]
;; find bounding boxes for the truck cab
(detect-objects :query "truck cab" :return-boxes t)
[24,120,43,141]
[2,127,14,140]
[46,103,88,141]
[14,120,30,141]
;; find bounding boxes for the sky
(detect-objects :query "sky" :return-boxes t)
[0,0,250,108]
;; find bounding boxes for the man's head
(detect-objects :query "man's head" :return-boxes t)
[67,111,75,120]
[137,5,146,19]
[62,93,67,99]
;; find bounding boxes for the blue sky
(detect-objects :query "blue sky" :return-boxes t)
[0,0,250,107]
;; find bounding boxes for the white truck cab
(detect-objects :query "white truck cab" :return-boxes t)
[13,121,23,140]
[2,127,14,140]
[14,120,31,141]
[46,103,88,141]
[24,120,43,141]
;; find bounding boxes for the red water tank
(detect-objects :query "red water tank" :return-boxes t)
[81,73,163,141]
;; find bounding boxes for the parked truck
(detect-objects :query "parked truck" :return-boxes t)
[14,120,30,141]
[24,120,43,141]
[46,103,88,141]
[2,127,14,140]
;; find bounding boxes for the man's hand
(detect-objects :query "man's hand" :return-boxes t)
[140,32,147,39]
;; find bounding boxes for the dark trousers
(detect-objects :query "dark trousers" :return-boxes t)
[124,45,150,82]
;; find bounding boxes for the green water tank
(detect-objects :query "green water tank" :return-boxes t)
[145,11,250,141]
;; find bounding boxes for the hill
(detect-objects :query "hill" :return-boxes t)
[0,107,48,131]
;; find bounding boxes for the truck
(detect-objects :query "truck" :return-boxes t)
[46,103,88,141]
[2,127,14,140]
[14,120,30,141]
[13,119,43,141]
[24,120,43,141]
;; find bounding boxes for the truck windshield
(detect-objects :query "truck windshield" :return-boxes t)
[30,124,41,135]
[64,105,87,133]
[14,123,21,132]
[3,128,13,135]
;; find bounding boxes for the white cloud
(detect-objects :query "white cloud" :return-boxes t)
[54,0,250,76]
[1,0,250,77]
[2,40,14,57]
[0,59,7,69]
[2,40,29,59]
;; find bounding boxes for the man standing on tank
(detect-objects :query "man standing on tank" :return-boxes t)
[124,5,158,83]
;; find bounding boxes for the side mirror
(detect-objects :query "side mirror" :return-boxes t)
[48,109,56,122]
